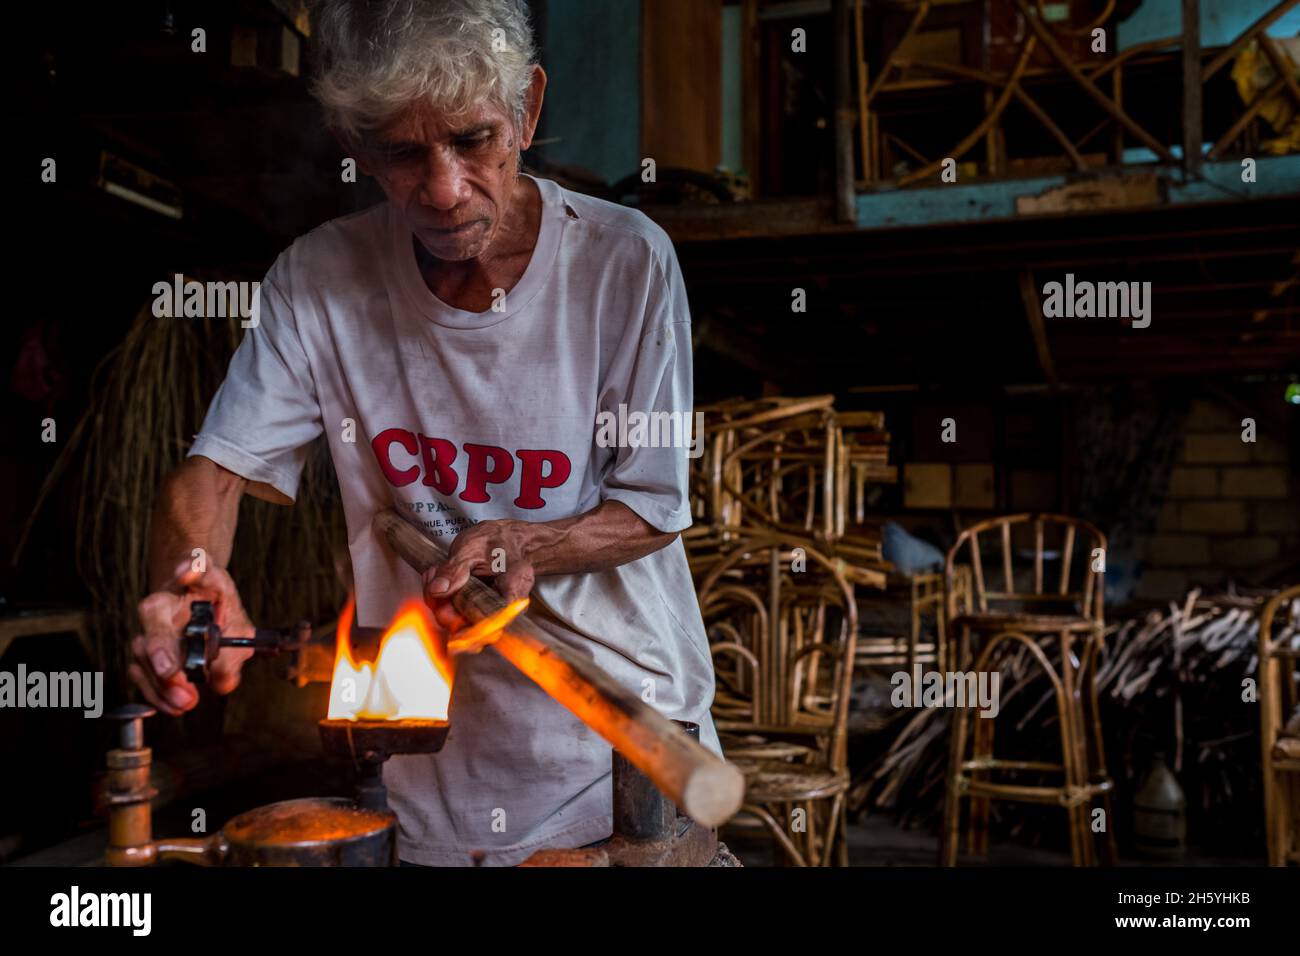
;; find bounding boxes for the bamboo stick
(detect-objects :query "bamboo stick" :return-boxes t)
[372,509,745,828]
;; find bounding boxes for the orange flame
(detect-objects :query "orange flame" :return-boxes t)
[328,598,453,720]
[447,598,529,655]
[327,597,529,721]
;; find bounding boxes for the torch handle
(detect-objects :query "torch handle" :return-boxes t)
[373,509,743,828]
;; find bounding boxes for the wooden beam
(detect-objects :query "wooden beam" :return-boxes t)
[1259,33,1300,111]
[885,130,931,166]
[641,0,722,172]
[1012,0,1177,163]
[1019,269,1059,389]
[864,1,931,107]
[644,194,844,242]
[854,0,871,181]
[889,56,1085,170]
[1182,0,1202,175]
[832,0,857,223]
[1202,0,1300,82]
[1013,87,1088,171]
[742,0,761,190]
[899,38,1037,185]
[1208,75,1288,160]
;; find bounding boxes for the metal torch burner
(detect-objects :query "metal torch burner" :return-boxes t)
[318,718,450,812]
[103,706,409,867]
[219,797,397,867]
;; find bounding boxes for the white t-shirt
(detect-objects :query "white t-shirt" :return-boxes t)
[189,175,720,866]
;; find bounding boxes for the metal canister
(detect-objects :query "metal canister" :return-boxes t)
[1132,754,1187,860]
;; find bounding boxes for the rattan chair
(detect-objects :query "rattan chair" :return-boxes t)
[688,395,836,541]
[1259,583,1300,866]
[940,513,1117,866]
[687,397,892,587]
[698,537,859,866]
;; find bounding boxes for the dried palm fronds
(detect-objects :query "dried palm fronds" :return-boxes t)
[853,587,1288,851]
[15,298,347,698]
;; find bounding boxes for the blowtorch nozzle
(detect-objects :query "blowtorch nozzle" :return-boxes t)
[181,601,310,683]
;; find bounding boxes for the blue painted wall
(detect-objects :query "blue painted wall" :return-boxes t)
[855,155,1300,229]
[538,0,642,185]
[1118,0,1300,50]
[533,1,1300,194]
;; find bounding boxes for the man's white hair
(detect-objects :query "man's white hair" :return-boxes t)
[309,0,537,143]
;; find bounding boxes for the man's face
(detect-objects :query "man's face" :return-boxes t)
[357,99,526,262]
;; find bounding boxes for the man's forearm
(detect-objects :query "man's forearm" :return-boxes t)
[133,455,255,713]
[519,500,678,576]
[148,456,247,589]
[426,499,679,601]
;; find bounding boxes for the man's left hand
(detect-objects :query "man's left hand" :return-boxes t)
[419,502,679,620]
[422,518,538,605]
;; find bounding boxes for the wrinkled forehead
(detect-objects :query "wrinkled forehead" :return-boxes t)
[360,97,516,147]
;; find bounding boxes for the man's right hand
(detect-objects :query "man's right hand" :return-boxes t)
[129,561,256,715]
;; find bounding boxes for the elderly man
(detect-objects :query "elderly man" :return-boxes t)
[129,0,719,866]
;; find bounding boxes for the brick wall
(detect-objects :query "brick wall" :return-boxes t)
[1134,399,1299,601]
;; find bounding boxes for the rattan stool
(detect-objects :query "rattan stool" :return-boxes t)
[938,515,1117,866]
[1260,584,1300,866]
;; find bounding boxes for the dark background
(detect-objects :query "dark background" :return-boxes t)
[1,0,1298,863]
